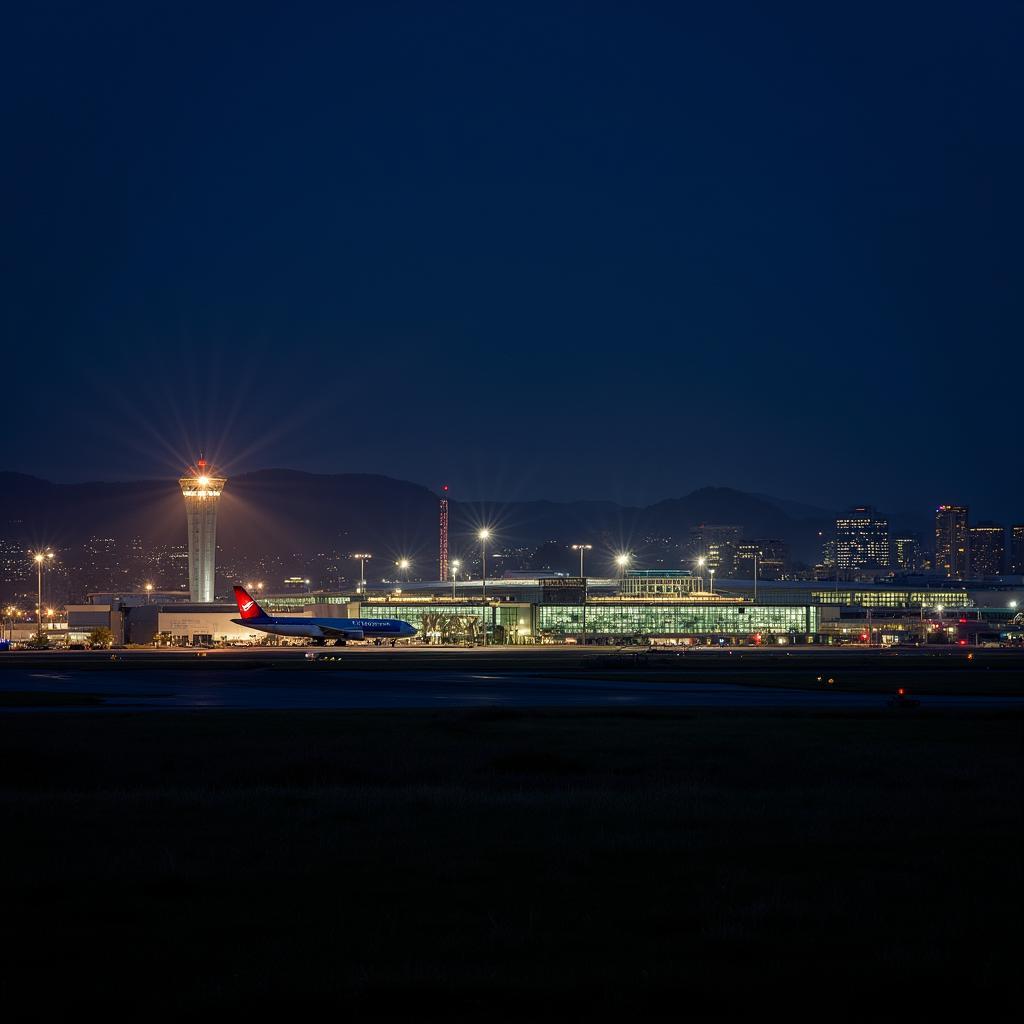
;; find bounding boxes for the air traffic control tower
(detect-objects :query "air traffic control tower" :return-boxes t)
[179,457,226,603]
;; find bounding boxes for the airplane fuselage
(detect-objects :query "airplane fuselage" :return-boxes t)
[231,615,417,642]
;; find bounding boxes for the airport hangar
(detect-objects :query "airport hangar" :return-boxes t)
[62,571,1016,647]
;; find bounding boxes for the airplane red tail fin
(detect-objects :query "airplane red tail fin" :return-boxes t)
[233,586,267,620]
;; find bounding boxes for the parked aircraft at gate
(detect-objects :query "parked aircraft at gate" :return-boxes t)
[232,586,417,644]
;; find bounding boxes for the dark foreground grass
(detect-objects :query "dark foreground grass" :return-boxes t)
[0,709,1020,1017]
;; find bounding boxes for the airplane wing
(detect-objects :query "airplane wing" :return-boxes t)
[318,625,364,641]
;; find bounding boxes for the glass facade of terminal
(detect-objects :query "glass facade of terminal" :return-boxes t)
[360,602,530,638]
[538,603,817,637]
[808,589,970,609]
[263,594,350,612]
[620,571,701,597]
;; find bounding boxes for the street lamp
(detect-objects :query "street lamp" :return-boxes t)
[572,544,592,645]
[4,604,19,642]
[709,568,715,595]
[145,582,154,605]
[571,543,592,578]
[478,530,491,643]
[6,605,19,642]
[30,551,54,642]
[451,559,461,601]
[696,555,706,591]
[352,554,372,595]
[396,558,410,582]
[615,552,631,580]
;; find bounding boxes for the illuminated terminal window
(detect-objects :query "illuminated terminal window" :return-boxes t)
[538,603,817,636]
[809,590,970,609]
[620,571,701,598]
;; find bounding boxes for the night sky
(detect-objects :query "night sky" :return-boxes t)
[3,2,1021,518]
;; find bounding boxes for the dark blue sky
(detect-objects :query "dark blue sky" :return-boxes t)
[3,1,1021,519]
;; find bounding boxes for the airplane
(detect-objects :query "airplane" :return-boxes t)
[231,585,417,645]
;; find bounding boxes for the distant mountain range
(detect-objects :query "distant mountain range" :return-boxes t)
[0,469,840,569]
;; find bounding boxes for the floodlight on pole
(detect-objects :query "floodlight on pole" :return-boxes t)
[352,554,372,594]
[615,552,631,581]
[571,543,592,577]
[571,544,592,645]
[30,550,54,639]
[451,559,461,601]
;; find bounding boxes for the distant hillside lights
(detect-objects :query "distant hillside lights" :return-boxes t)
[178,457,227,603]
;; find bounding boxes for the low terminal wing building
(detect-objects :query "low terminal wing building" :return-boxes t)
[125,603,324,646]
[55,570,1022,648]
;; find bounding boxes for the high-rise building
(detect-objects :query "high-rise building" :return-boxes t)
[935,504,969,579]
[733,539,786,580]
[687,524,741,576]
[891,535,922,572]
[969,523,1005,576]
[178,458,226,603]
[1012,525,1024,574]
[835,506,890,576]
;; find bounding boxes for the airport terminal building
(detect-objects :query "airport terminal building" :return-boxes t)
[63,569,1021,647]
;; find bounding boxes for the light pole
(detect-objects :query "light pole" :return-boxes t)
[451,559,461,601]
[753,551,758,604]
[396,558,410,583]
[696,555,706,591]
[31,551,54,643]
[353,554,372,595]
[615,552,631,580]
[4,605,17,642]
[709,568,715,595]
[478,530,491,644]
[145,582,154,605]
[572,543,592,645]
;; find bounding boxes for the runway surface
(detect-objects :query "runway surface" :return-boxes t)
[2,662,1022,711]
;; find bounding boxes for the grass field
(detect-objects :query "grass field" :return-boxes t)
[0,708,1020,1015]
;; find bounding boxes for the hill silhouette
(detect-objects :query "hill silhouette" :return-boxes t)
[0,470,832,568]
